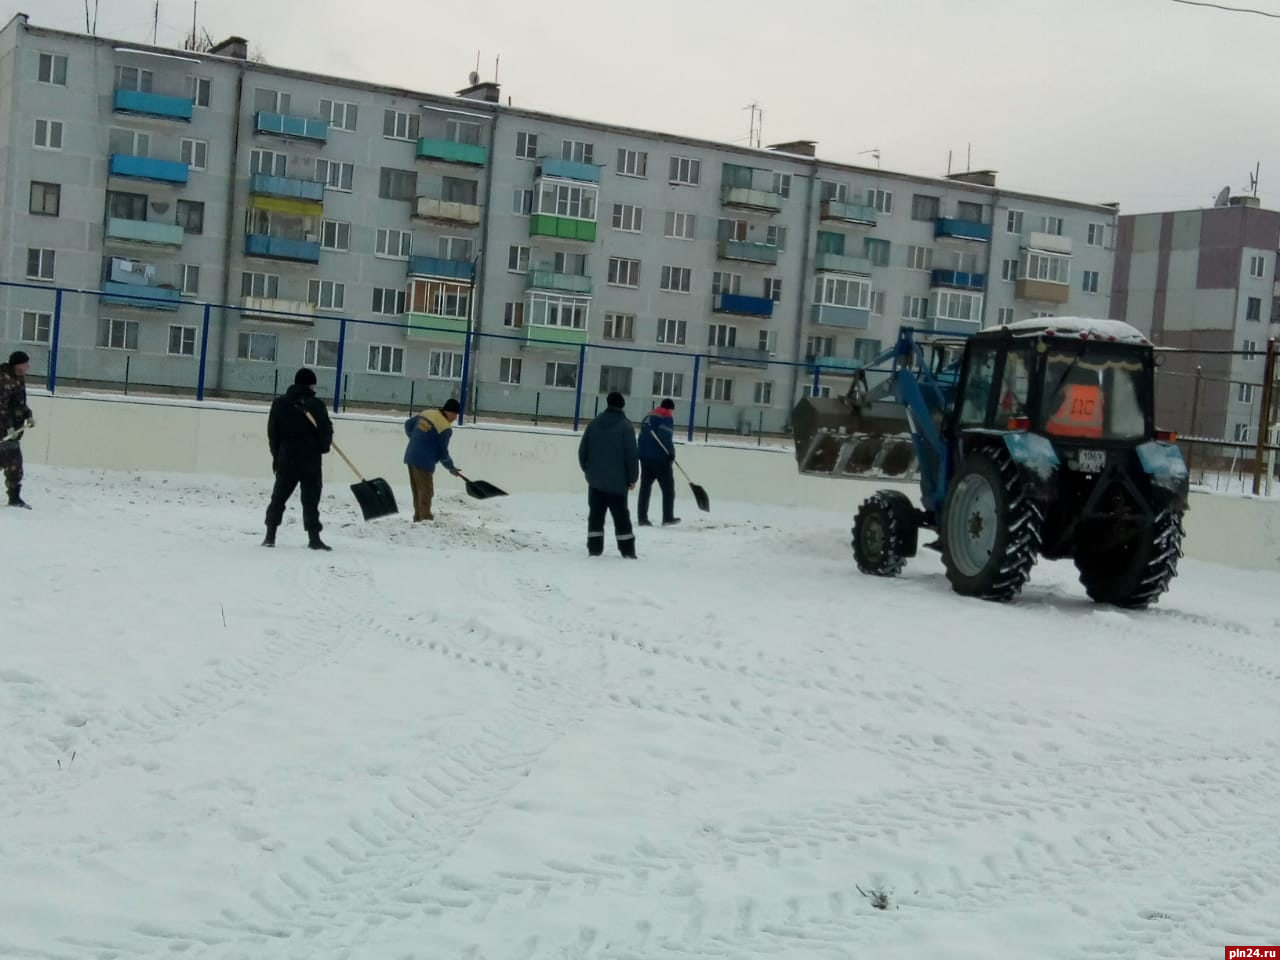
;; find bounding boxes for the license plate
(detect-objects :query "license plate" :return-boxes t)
[1076,449,1106,473]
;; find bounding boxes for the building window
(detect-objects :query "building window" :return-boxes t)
[704,377,734,402]
[772,172,792,198]
[870,291,885,316]
[304,339,340,368]
[180,138,208,170]
[1243,339,1258,358]
[956,200,983,223]
[499,357,522,384]
[1239,382,1255,404]
[38,52,68,85]
[997,307,1015,325]
[446,118,482,145]
[516,131,538,159]
[441,176,479,205]
[1022,251,1070,285]
[765,225,786,249]
[242,272,280,299]
[1234,423,1251,443]
[807,336,834,359]
[712,272,741,296]
[108,127,149,157]
[1002,258,1019,282]
[99,318,139,351]
[308,279,345,310]
[1246,297,1262,322]
[599,365,632,394]
[867,188,893,214]
[237,331,277,362]
[603,312,634,341]
[179,264,200,295]
[372,288,406,315]
[528,294,588,330]
[660,265,692,293]
[186,75,212,108]
[320,99,358,131]
[29,181,60,217]
[664,211,695,240]
[1007,209,1024,233]
[616,148,647,177]
[315,159,354,192]
[34,118,63,150]
[561,139,593,164]
[545,361,578,390]
[653,371,684,398]
[503,302,524,327]
[607,257,640,288]
[428,351,465,381]
[251,148,287,176]
[408,278,469,320]
[1088,222,1107,247]
[1249,255,1266,279]
[815,275,871,310]
[657,318,686,345]
[911,194,940,221]
[1082,270,1100,294]
[764,278,783,302]
[669,155,701,185]
[378,167,417,200]
[534,180,597,221]
[933,290,982,322]
[114,65,153,92]
[1040,215,1064,235]
[906,245,932,271]
[864,237,890,267]
[513,188,533,215]
[375,227,412,259]
[253,88,291,114]
[167,325,196,357]
[752,381,774,405]
[26,248,55,281]
[612,203,643,232]
[368,345,404,375]
[708,323,737,348]
[176,200,204,234]
[321,220,351,251]
[508,245,530,273]
[902,296,928,320]
[21,311,52,344]
[854,338,882,364]
[382,110,419,140]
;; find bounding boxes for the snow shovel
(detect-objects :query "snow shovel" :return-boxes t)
[303,412,399,521]
[456,472,507,500]
[650,434,710,513]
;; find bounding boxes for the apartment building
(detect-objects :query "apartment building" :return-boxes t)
[0,13,1119,432]
[1111,195,1280,444]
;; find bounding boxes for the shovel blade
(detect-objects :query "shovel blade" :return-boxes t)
[350,478,399,521]
[689,482,710,512]
[464,478,508,500]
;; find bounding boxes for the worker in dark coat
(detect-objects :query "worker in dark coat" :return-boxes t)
[0,350,34,509]
[263,367,334,550]
[637,397,679,526]
[577,391,640,558]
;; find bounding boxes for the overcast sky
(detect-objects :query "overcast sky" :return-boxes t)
[11,0,1276,213]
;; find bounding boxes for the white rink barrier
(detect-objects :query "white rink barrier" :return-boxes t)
[21,391,1280,574]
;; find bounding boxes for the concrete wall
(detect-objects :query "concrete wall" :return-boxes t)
[19,391,1280,574]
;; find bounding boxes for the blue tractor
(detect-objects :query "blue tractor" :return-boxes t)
[790,318,1190,607]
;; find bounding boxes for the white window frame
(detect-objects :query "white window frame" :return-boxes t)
[752,381,774,405]
[653,370,685,398]
[704,377,734,403]
[20,310,52,344]
[314,158,354,192]
[815,275,871,310]
[932,290,982,322]
[372,287,406,316]
[1040,215,1064,236]
[241,272,280,299]
[902,295,928,320]
[513,188,533,216]
[26,248,55,281]
[38,52,68,86]
[997,306,1015,325]
[428,350,465,381]
[669,155,701,186]
[515,131,538,160]
[1249,254,1266,279]
[1082,270,1100,294]
[1007,209,1024,233]
[616,148,648,177]
[499,357,522,384]
[534,178,598,222]
[99,318,140,351]
[1238,382,1255,404]
[321,219,351,252]
[603,312,635,341]
[906,245,932,271]
[656,318,686,345]
[236,330,274,361]
[34,118,64,151]
[664,210,695,240]
[867,188,893,215]
[180,138,208,171]
[308,279,346,311]
[1002,258,1019,282]
[382,109,419,141]
[612,203,643,232]
[660,265,692,293]
[527,293,588,330]
[561,139,594,164]
[375,227,412,260]
[167,324,197,357]
[508,245,530,273]
[320,98,358,131]
[185,75,212,108]
[368,344,405,376]
[1023,250,1071,285]
[251,148,287,176]
[178,264,200,296]
[544,361,579,390]
[607,257,641,288]
[1087,222,1107,247]
[304,338,340,368]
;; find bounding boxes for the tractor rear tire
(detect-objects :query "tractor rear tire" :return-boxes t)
[852,490,919,577]
[1075,507,1185,609]
[940,447,1043,602]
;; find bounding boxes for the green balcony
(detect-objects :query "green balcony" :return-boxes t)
[105,217,185,247]
[528,270,592,295]
[416,138,487,166]
[406,313,469,344]
[529,214,596,243]
[816,252,872,275]
[820,199,877,225]
[720,185,783,213]
[717,239,778,265]
[523,324,588,349]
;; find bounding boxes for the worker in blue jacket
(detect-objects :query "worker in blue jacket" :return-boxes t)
[637,397,680,526]
[403,398,462,521]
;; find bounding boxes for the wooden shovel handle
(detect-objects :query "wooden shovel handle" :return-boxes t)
[303,410,364,481]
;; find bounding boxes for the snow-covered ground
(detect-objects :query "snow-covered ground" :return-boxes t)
[3,465,1280,960]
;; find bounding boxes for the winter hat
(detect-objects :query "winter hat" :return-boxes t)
[294,367,318,386]
[606,391,625,409]
[660,397,675,410]
[8,350,30,367]
[441,398,461,414]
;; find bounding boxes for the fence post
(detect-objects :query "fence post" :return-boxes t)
[812,364,821,396]
[196,302,211,401]
[704,403,711,442]
[332,318,347,414]
[124,355,131,395]
[1252,337,1277,496]
[46,288,64,394]
[572,342,587,431]
[757,408,764,446]
[534,391,540,426]
[1187,365,1203,479]
[458,326,474,425]
[409,380,415,412]
[687,354,702,443]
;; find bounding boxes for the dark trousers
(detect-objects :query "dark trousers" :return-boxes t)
[637,459,675,523]
[587,487,635,557]
[265,463,323,533]
[0,443,22,500]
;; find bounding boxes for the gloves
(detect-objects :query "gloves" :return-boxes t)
[24,416,34,429]
[450,468,462,478]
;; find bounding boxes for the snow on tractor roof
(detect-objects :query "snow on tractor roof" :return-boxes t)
[995,316,1151,345]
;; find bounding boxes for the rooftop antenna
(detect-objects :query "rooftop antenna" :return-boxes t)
[153,0,160,44]
[495,54,499,84]
[469,50,480,86]
[858,148,881,169]
[1214,185,1231,207]
[744,102,762,149]
[1250,161,1260,196]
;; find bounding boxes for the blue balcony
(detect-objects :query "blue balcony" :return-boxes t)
[408,256,475,281]
[713,292,775,318]
[250,173,325,203]
[254,111,329,143]
[100,280,181,310]
[934,218,992,242]
[109,153,189,185]
[112,88,194,122]
[930,268,986,291]
[537,157,600,183]
[244,234,321,263]
[810,303,870,330]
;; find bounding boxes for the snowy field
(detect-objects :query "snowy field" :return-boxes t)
[3,465,1280,960]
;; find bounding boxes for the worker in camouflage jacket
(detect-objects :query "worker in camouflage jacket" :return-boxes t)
[0,350,34,509]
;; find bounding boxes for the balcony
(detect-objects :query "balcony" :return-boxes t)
[250,173,325,204]
[405,313,468,345]
[109,153,189,185]
[1015,278,1070,304]
[816,252,872,275]
[100,280,181,310]
[819,199,877,225]
[717,239,779,265]
[112,88,194,122]
[238,297,316,325]
[709,345,770,369]
[413,196,481,226]
[809,355,863,373]
[1025,231,1072,255]
[415,138,487,166]
[537,157,600,183]
[526,270,592,295]
[930,268,986,291]
[712,292,775,318]
[523,324,588,349]
[254,111,329,143]
[105,217,185,247]
[720,185,784,214]
[244,234,321,263]
[934,217,992,242]
[529,214,597,243]
[408,256,475,281]
[810,303,871,330]
[930,316,982,336]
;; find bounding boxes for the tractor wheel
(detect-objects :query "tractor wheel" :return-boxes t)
[1075,507,1185,609]
[852,490,919,577]
[940,447,1043,602]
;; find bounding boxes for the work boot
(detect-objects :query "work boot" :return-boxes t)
[308,532,332,551]
[7,486,29,509]
[262,525,277,547]
[662,517,681,526]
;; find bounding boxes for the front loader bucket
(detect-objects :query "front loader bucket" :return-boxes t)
[791,395,918,480]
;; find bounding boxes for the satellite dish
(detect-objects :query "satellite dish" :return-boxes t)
[1214,185,1230,207]
[468,70,480,85]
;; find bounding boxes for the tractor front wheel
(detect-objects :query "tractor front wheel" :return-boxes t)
[940,448,1043,602]
[852,490,919,577]
[1075,507,1185,608]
